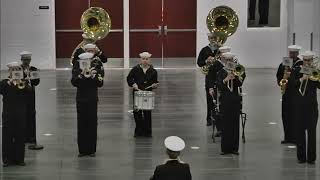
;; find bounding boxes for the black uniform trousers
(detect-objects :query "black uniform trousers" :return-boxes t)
[77,100,98,154]
[25,96,37,143]
[2,114,26,163]
[296,104,318,162]
[220,99,241,153]
[133,110,152,136]
[281,94,296,143]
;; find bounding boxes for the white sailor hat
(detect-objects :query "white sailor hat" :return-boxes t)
[78,52,94,60]
[84,43,97,49]
[6,62,20,68]
[20,51,32,59]
[288,45,301,52]
[139,52,152,58]
[301,51,315,59]
[164,136,185,152]
[222,52,235,59]
[219,46,231,53]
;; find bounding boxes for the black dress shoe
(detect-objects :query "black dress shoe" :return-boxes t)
[16,162,26,166]
[298,160,306,164]
[89,153,96,157]
[206,122,213,126]
[281,140,289,144]
[215,131,222,137]
[78,153,87,157]
[232,152,240,155]
[220,152,230,155]
[307,161,315,165]
[28,144,44,150]
[3,162,10,167]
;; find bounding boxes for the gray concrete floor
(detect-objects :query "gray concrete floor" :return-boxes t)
[0,68,320,180]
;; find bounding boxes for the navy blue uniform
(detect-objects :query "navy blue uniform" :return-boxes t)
[71,59,104,155]
[127,65,158,137]
[0,79,28,164]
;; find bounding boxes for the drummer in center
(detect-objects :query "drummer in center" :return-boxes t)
[127,52,159,138]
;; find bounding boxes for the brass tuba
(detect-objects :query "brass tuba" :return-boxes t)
[80,7,111,41]
[71,7,112,65]
[200,6,239,75]
[206,6,239,46]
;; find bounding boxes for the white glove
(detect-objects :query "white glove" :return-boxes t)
[132,83,139,90]
[209,88,214,96]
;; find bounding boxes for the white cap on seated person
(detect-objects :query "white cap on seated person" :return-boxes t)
[79,52,94,60]
[222,52,235,59]
[301,51,315,60]
[164,136,185,152]
[139,52,152,58]
[219,46,231,53]
[20,51,32,59]
[288,45,301,52]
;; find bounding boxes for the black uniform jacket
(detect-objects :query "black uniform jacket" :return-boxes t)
[127,65,158,91]
[197,45,220,87]
[0,79,28,123]
[71,59,104,102]
[150,160,192,180]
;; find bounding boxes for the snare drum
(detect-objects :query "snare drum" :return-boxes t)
[134,91,155,110]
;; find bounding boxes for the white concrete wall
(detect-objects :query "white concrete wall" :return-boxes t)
[1,0,55,70]
[197,0,288,68]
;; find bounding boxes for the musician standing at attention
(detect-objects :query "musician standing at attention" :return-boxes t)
[207,46,231,137]
[276,45,302,144]
[292,51,319,164]
[197,32,221,126]
[71,52,104,157]
[1,62,29,167]
[217,52,246,155]
[19,51,44,150]
[127,52,158,138]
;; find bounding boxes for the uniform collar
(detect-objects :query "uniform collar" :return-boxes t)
[163,157,185,164]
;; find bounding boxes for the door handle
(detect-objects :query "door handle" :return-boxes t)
[158,25,162,36]
[164,25,168,36]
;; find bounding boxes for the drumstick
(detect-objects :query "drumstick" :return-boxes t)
[145,83,159,90]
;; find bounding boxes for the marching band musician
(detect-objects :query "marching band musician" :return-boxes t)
[71,52,104,157]
[126,52,159,138]
[217,52,246,155]
[292,51,319,164]
[207,46,231,137]
[1,62,29,167]
[276,45,303,144]
[19,51,44,150]
[71,34,107,65]
[150,136,192,180]
[197,32,221,126]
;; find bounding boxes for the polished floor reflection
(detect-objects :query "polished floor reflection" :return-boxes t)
[0,69,320,180]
